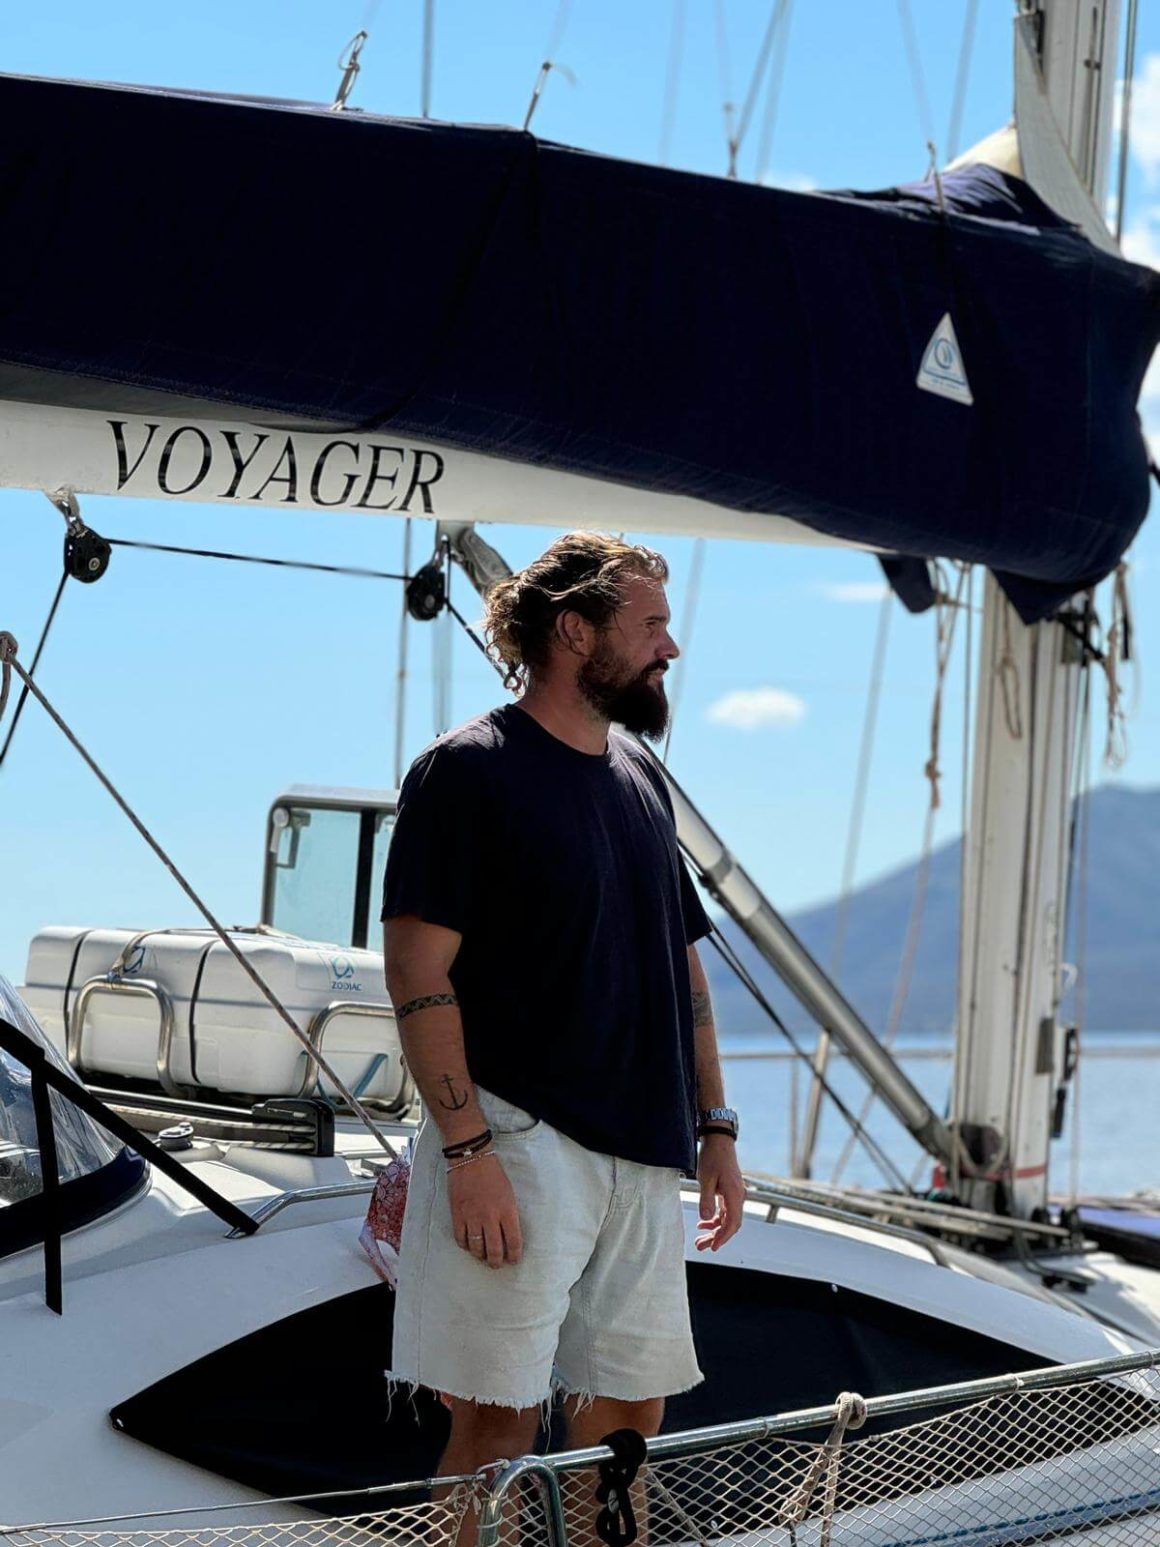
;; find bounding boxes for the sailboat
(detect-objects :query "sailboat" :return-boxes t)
[2,0,1160,1539]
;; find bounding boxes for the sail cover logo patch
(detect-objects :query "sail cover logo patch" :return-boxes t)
[917,313,973,406]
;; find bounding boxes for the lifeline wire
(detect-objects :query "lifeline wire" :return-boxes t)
[0,634,396,1160]
[107,537,408,584]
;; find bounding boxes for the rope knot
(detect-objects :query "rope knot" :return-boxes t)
[835,1390,868,1431]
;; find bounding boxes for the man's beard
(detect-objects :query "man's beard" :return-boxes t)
[578,639,670,741]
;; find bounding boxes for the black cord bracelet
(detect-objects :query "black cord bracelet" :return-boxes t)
[442,1128,493,1159]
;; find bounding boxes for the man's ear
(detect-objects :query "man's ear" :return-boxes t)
[555,608,595,658]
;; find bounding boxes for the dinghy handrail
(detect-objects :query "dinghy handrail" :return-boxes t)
[225,1177,378,1236]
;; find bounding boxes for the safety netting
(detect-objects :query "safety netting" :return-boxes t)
[5,1353,1159,1547]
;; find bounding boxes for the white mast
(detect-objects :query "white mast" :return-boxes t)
[953,0,1122,1218]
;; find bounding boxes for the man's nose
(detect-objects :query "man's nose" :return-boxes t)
[659,630,680,662]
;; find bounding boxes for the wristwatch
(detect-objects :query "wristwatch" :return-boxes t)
[697,1106,739,1140]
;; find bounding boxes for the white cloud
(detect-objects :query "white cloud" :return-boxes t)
[814,580,889,603]
[706,687,806,730]
[1117,55,1160,185]
[758,170,819,193]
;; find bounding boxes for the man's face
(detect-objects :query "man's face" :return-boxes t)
[577,576,679,740]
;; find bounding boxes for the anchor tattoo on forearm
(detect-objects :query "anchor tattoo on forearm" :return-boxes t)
[436,1073,470,1111]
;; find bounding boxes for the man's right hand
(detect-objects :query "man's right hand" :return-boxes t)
[447,1153,523,1268]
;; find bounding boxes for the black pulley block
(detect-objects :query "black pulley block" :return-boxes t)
[63,526,112,583]
[406,560,446,621]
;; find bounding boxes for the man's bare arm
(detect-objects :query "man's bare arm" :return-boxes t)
[690,945,726,1111]
[385,915,487,1146]
[385,914,522,1267]
[689,942,746,1250]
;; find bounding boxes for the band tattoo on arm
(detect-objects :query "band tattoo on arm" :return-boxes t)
[692,989,713,1029]
[396,992,459,1021]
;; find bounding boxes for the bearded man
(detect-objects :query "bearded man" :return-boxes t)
[382,532,744,1478]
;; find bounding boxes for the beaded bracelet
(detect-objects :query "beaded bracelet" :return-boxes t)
[442,1128,493,1160]
[446,1149,497,1175]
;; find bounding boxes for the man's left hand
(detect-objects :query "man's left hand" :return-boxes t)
[696,1133,746,1251]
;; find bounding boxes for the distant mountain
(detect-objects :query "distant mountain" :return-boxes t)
[704,783,1160,1037]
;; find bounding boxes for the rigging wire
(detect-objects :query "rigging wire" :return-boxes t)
[753,0,795,184]
[661,538,705,764]
[897,0,938,161]
[705,931,914,1194]
[421,0,435,119]
[394,518,413,789]
[798,586,891,1176]
[950,563,975,1197]
[945,0,979,163]
[1068,664,1094,1206]
[658,0,686,167]
[731,0,792,178]
[713,0,738,175]
[433,539,452,734]
[0,634,397,1158]
[1114,0,1141,244]
[0,571,68,771]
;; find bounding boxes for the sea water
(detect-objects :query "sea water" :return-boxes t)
[722,1028,1160,1201]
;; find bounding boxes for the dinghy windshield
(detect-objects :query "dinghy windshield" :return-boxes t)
[0,974,144,1253]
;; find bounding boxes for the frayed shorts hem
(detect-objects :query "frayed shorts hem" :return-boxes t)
[385,1366,706,1415]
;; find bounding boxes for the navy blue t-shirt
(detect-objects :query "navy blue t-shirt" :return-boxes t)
[382,704,711,1171]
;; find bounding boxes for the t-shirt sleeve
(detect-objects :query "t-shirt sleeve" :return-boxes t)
[381,745,480,934]
[679,857,712,945]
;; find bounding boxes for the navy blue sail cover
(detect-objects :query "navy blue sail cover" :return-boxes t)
[0,73,1156,620]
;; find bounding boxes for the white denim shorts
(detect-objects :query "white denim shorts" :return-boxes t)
[389,1087,703,1411]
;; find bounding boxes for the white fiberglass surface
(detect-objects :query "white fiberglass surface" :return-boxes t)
[0,973,121,1205]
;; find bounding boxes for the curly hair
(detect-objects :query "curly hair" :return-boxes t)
[484,533,669,691]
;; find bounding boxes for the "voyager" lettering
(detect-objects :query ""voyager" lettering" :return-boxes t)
[108,420,445,513]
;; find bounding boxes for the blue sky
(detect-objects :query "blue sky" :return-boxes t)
[0,1,1157,984]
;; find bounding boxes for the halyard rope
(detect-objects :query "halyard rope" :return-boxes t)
[831,565,967,1184]
[1103,561,1131,769]
[0,632,396,1159]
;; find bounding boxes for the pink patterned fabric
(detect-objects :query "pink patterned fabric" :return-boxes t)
[359,1147,411,1289]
